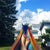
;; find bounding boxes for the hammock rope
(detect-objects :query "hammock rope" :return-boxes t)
[10,26,42,50]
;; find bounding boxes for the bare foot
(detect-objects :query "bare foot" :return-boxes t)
[21,34,26,45]
[25,38,30,48]
[21,34,30,50]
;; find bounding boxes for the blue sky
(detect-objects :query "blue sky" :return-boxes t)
[20,0,50,12]
[13,0,50,30]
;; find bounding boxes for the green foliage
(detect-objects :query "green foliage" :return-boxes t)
[40,33,50,48]
[41,33,50,44]
[35,39,38,41]
[46,28,50,33]
[29,25,32,30]
[41,28,50,45]
[0,0,18,46]
[24,23,28,25]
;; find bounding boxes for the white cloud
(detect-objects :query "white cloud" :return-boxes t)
[15,0,50,30]
[19,0,27,2]
[16,0,27,10]
[37,9,43,13]
[14,9,50,30]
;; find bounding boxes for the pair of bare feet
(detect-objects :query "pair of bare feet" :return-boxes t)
[21,34,30,50]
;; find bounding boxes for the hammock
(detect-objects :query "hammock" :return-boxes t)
[10,25,42,50]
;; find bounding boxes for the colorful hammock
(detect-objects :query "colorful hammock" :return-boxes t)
[10,25,42,50]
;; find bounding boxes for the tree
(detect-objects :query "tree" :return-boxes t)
[0,0,18,46]
[29,25,32,30]
[40,29,50,47]
[41,33,50,43]
[46,28,50,33]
